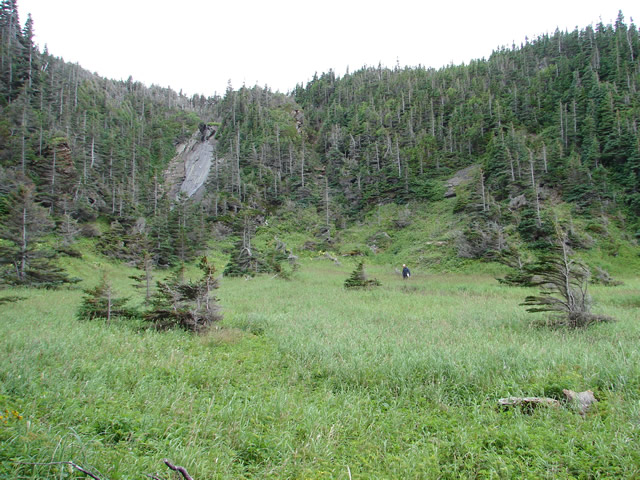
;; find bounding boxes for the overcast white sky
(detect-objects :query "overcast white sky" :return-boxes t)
[16,0,640,97]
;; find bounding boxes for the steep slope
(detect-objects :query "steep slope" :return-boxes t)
[164,123,218,200]
[1,1,638,273]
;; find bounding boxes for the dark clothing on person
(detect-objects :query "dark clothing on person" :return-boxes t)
[402,266,411,279]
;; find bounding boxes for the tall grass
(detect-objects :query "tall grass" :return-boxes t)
[1,259,639,478]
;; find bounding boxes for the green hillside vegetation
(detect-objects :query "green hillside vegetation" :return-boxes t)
[1,2,640,272]
[1,0,640,477]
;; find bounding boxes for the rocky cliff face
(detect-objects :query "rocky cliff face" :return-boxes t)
[164,123,218,200]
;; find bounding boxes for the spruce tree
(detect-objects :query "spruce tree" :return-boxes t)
[344,261,380,289]
[496,245,535,287]
[58,212,81,248]
[129,250,154,304]
[77,273,134,325]
[223,213,261,277]
[0,182,76,287]
[144,257,222,332]
[97,220,129,260]
[223,238,260,277]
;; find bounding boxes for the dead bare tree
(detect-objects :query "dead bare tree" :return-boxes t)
[521,226,612,327]
[163,459,194,480]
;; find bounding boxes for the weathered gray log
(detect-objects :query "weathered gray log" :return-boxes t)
[563,389,597,415]
[498,396,560,411]
[317,252,341,265]
[498,390,597,415]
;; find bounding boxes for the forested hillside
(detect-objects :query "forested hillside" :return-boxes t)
[1,0,639,284]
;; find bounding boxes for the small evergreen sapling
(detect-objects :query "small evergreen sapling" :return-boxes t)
[77,273,134,325]
[144,257,222,332]
[262,237,298,279]
[496,245,535,287]
[223,238,260,277]
[58,213,81,247]
[344,261,381,289]
[129,250,154,304]
[96,220,130,260]
[224,235,297,278]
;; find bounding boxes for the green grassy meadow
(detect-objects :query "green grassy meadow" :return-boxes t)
[1,257,640,479]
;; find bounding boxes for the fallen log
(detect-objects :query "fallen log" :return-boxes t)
[498,396,560,412]
[498,389,598,415]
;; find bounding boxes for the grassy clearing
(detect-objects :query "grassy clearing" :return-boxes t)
[1,259,639,478]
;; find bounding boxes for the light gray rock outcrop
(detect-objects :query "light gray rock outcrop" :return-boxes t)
[444,164,477,198]
[165,123,218,200]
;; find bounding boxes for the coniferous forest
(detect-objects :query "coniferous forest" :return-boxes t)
[1,1,639,280]
[2,0,640,477]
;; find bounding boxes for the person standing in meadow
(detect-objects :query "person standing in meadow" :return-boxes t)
[402,264,411,279]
